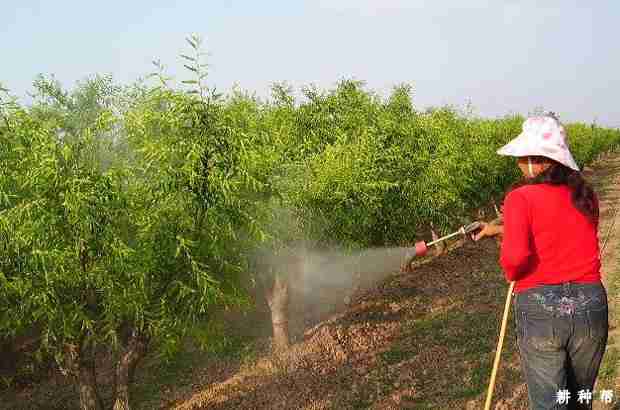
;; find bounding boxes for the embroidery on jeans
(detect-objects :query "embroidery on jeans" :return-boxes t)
[529,291,601,316]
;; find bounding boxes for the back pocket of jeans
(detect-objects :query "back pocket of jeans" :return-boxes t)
[521,310,559,351]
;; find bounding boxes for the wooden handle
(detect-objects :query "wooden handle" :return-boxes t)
[484,281,515,410]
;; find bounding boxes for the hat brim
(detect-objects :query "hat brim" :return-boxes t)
[497,134,535,157]
[497,133,580,171]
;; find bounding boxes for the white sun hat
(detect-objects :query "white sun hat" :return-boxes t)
[497,114,579,171]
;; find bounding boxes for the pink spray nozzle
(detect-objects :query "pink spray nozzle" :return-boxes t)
[414,241,428,257]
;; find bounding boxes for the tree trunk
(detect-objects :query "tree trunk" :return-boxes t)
[112,330,148,410]
[266,274,290,351]
[79,361,103,410]
[63,343,103,410]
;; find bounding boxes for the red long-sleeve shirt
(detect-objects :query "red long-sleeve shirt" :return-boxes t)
[499,183,601,293]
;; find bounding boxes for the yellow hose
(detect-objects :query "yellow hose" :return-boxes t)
[484,280,516,410]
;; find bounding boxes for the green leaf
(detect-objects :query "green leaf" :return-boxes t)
[186,37,197,50]
[62,145,71,161]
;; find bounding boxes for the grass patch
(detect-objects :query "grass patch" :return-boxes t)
[132,346,206,410]
[131,318,263,409]
[377,266,520,408]
[598,344,620,386]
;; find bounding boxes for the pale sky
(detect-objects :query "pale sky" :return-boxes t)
[1,1,619,126]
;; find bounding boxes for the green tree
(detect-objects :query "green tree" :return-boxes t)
[0,68,250,409]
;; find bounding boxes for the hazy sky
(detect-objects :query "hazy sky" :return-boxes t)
[2,1,619,126]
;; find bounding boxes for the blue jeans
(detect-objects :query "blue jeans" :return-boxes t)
[514,282,608,410]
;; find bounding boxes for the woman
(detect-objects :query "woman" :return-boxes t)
[473,114,608,410]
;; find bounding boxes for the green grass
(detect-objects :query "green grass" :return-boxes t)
[372,265,522,408]
[598,344,620,383]
[132,346,206,410]
[131,319,263,409]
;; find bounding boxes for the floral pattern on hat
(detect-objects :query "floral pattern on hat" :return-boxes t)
[496,114,579,171]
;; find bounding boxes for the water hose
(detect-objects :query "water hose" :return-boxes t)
[483,280,515,410]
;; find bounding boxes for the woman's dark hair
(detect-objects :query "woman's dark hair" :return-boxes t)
[509,156,598,224]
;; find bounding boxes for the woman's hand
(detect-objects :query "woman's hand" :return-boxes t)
[472,222,503,241]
